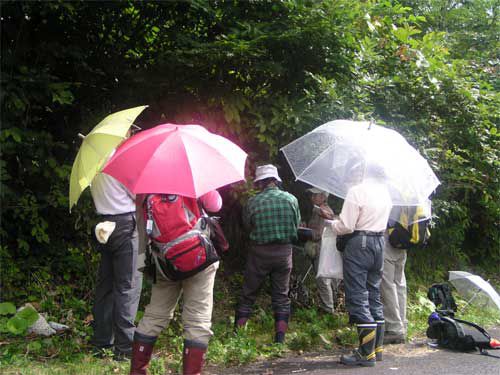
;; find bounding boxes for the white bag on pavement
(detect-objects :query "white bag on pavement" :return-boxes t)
[316,226,343,279]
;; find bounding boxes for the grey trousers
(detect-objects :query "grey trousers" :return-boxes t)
[313,255,340,313]
[91,213,143,354]
[238,244,293,316]
[342,233,384,324]
[381,237,407,335]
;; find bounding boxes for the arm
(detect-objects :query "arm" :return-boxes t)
[331,191,359,235]
[135,194,148,270]
[291,196,301,228]
[199,190,222,213]
[242,201,252,232]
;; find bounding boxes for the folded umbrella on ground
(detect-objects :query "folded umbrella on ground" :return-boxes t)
[449,271,500,313]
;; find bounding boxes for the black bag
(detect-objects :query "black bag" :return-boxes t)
[296,227,313,243]
[428,283,457,314]
[336,232,356,252]
[427,315,492,351]
[388,206,431,249]
[426,283,497,352]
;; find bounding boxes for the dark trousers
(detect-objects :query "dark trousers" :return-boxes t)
[342,233,384,324]
[91,213,143,354]
[238,244,292,316]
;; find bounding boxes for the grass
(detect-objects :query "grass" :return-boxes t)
[1,270,499,375]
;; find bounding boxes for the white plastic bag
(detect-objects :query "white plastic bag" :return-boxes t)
[317,226,343,279]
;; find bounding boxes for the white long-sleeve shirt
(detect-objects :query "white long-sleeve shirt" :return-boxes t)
[331,181,392,235]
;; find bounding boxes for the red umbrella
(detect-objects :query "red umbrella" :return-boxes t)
[102,124,247,197]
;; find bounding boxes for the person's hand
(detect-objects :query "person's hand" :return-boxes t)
[319,205,334,220]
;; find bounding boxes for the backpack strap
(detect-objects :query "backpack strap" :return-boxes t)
[454,318,492,340]
[145,194,154,235]
[180,196,197,224]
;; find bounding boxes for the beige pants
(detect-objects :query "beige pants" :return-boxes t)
[136,262,219,345]
[380,238,407,335]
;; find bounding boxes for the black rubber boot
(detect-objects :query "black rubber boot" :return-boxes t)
[340,323,377,367]
[375,321,385,361]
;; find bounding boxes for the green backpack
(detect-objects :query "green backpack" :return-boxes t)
[388,205,430,249]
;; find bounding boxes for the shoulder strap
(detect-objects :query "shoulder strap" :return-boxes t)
[454,317,491,340]
[181,196,197,223]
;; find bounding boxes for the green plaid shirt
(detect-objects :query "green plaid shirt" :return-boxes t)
[243,186,301,245]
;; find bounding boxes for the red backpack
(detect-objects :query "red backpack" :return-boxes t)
[144,194,219,281]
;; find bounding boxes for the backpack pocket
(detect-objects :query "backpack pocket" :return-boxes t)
[155,234,219,281]
[166,237,208,272]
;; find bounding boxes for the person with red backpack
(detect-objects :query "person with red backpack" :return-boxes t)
[129,190,222,375]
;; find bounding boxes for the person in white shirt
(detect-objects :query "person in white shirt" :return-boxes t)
[89,172,143,360]
[330,166,392,367]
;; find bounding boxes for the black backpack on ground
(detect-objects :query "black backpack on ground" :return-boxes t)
[427,283,457,314]
[427,315,493,351]
[426,283,498,352]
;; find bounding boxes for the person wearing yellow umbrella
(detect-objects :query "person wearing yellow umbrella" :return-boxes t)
[69,106,147,359]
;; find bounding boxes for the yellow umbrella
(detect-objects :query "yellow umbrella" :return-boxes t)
[69,105,148,211]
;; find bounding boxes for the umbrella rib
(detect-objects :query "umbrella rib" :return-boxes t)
[185,131,246,173]
[295,137,338,180]
[179,132,198,197]
[128,129,178,194]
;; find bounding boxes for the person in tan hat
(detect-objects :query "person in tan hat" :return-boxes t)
[235,164,301,343]
[303,187,340,314]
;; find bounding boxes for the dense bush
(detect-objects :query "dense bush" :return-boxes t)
[1,0,498,305]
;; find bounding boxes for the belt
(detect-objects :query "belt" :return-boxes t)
[353,230,384,237]
[98,211,135,218]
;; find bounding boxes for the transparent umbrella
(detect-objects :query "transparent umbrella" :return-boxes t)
[449,271,500,313]
[388,199,432,226]
[281,120,440,209]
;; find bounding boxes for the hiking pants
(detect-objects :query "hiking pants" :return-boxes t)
[342,233,384,324]
[136,262,219,346]
[237,244,293,317]
[313,254,341,313]
[381,234,407,335]
[91,213,143,354]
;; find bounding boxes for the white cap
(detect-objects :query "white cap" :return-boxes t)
[254,164,282,183]
[307,187,329,197]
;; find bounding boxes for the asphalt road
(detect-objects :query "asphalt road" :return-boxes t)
[209,328,500,375]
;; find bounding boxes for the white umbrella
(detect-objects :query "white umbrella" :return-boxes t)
[281,120,440,210]
[388,199,432,226]
[449,271,500,312]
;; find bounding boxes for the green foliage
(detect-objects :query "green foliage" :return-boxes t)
[0,302,16,315]
[0,0,498,371]
[0,305,39,336]
[1,0,498,309]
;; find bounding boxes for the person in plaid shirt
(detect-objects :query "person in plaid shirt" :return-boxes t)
[235,164,300,343]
